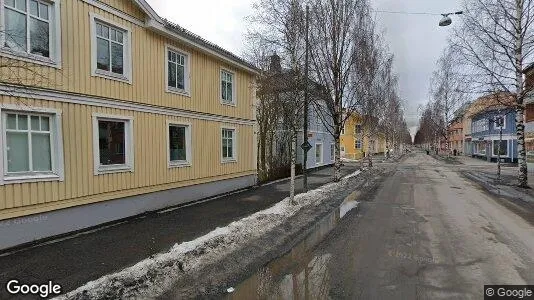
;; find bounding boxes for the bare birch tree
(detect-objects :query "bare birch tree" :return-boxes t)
[247,0,306,203]
[451,0,534,187]
[308,0,372,181]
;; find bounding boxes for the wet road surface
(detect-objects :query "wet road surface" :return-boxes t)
[230,152,534,299]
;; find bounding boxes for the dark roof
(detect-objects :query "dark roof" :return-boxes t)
[163,19,258,73]
[524,62,534,74]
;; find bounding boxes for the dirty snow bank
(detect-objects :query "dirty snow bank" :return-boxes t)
[57,170,364,300]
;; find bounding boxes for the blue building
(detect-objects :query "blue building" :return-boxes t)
[470,108,518,163]
[297,104,336,170]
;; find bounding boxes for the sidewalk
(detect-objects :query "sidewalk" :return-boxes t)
[0,164,359,298]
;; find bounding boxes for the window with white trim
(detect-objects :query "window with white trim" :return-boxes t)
[168,123,191,167]
[2,109,63,183]
[493,115,506,130]
[93,115,133,174]
[355,139,362,149]
[1,0,60,63]
[315,143,323,164]
[492,140,508,156]
[166,48,189,94]
[221,70,235,104]
[91,14,131,82]
[221,128,236,161]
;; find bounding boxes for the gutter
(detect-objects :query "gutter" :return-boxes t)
[146,19,259,76]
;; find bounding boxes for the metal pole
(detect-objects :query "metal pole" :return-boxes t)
[498,116,502,181]
[303,5,310,192]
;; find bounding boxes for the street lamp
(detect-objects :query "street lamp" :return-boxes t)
[439,11,463,27]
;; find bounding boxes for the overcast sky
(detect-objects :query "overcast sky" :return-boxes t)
[147,0,463,134]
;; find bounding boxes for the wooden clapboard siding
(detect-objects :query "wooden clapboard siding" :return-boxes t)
[0,0,255,121]
[0,94,256,220]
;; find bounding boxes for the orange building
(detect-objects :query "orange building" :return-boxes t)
[448,117,464,155]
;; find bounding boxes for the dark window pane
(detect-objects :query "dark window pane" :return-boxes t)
[97,37,110,71]
[98,120,126,165]
[39,3,48,20]
[30,0,38,16]
[18,114,28,130]
[176,65,184,89]
[6,114,17,129]
[493,140,507,156]
[221,82,227,100]
[30,18,50,57]
[31,116,40,130]
[5,8,27,52]
[15,0,26,11]
[168,62,176,88]
[111,42,123,74]
[226,83,232,101]
[169,126,186,161]
[5,0,15,8]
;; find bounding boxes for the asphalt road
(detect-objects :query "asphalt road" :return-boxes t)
[261,151,534,299]
[0,164,359,299]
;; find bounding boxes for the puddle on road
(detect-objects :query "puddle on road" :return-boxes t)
[226,193,359,300]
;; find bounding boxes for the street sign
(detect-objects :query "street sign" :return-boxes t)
[301,141,312,152]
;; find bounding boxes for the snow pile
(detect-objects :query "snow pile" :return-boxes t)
[56,170,364,300]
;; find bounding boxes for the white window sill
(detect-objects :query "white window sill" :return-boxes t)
[221,100,237,107]
[2,173,61,185]
[168,161,191,168]
[93,69,131,84]
[95,164,134,175]
[222,159,237,164]
[0,48,60,69]
[166,87,191,97]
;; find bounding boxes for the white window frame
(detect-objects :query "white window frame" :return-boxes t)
[341,125,345,135]
[167,120,192,168]
[315,142,323,165]
[0,104,64,185]
[221,126,237,163]
[92,113,134,175]
[0,0,62,68]
[492,139,509,157]
[90,13,132,84]
[494,115,506,130]
[355,139,362,149]
[165,44,191,97]
[220,68,236,106]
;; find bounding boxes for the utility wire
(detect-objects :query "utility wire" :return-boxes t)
[371,9,443,16]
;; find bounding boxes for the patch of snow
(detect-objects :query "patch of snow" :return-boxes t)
[343,169,364,180]
[56,169,365,300]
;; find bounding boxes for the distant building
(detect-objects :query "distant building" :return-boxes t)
[258,54,334,181]
[464,93,518,163]
[340,113,386,160]
[522,63,534,171]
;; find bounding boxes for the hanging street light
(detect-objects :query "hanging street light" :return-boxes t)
[439,11,463,27]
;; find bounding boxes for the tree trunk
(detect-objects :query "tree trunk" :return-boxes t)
[290,132,297,204]
[367,135,373,168]
[334,134,342,182]
[333,113,342,182]
[516,0,528,188]
[259,130,267,179]
[517,106,528,187]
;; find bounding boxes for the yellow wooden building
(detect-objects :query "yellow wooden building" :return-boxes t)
[340,113,386,160]
[0,0,257,250]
